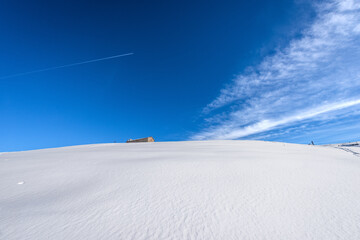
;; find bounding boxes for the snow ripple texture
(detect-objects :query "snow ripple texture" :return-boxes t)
[0,140,360,239]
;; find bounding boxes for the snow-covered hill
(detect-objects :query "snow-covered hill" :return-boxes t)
[1,141,360,239]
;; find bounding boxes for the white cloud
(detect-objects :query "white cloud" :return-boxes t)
[193,0,360,141]
[192,99,360,140]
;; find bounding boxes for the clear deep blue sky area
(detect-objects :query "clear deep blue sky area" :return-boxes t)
[1,0,360,151]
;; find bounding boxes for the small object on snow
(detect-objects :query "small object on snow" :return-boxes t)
[17,181,25,185]
[126,137,155,143]
[311,141,315,145]
[340,142,359,147]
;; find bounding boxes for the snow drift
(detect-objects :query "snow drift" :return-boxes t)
[1,140,360,239]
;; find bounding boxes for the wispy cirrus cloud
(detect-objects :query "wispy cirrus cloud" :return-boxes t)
[194,99,360,140]
[192,0,360,142]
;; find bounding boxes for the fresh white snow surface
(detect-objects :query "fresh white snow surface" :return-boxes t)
[1,140,360,240]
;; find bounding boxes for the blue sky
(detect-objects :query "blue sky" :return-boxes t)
[1,0,359,151]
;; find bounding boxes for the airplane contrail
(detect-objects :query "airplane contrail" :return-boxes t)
[0,52,133,80]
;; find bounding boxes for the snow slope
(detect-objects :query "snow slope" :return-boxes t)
[1,140,360,239]
[327,142,360,158]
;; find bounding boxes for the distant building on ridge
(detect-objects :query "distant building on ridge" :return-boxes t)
[126,137,155,143]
